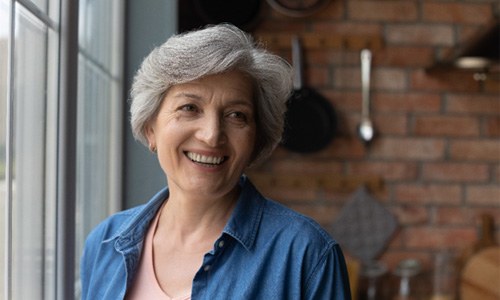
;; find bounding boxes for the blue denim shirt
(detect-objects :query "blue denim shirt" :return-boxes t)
[81,176,351,299]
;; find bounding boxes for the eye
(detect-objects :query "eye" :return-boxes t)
[227,111,253,125]
[178,104,198,112]
[229,111,246,120]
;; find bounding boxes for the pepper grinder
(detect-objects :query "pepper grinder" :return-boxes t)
[393,259,421,300]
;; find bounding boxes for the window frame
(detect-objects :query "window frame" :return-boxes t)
[1,0,124,299]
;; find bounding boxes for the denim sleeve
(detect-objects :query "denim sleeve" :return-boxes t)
[80,227,100,300]
[304,243,352,300]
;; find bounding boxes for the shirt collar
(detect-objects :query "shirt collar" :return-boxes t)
[113,175,265,251]
[222,175,265,252]
[112,187,169,249]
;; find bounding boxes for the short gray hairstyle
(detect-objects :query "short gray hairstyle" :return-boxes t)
[130,24,292,165]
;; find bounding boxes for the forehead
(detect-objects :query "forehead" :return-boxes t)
[167,71,255,101]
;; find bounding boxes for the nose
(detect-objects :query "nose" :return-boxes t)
[195,113,226,146]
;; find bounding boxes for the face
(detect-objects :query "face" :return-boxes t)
[146,71,256,199]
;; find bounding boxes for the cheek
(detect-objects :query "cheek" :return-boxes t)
[237,129,257,160]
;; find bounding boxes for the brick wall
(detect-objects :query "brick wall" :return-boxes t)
[249,0,500,272]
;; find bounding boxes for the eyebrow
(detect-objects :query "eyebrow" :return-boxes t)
[173,92,254,108]
[173,92,202,101]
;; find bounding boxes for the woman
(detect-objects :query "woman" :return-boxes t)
[81,24,351,300]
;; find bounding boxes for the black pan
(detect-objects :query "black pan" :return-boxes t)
[282,36,337,153]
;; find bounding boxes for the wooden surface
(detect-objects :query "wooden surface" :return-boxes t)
[460,247,500,300]
[459,214,499,300]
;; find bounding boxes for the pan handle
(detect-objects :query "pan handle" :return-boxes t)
[360,49,372,120]
[291,36,303,90]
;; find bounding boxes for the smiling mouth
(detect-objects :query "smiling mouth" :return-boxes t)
[185,152,227,166]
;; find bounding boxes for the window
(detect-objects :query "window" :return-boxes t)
[75,0,124,296]
[0,0,124,299]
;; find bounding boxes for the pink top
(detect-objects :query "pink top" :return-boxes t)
[126,207,191,300]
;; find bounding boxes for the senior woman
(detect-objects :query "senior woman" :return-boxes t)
[81,24,351,300]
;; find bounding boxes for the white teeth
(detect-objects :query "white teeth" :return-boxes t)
[186,152,224,165]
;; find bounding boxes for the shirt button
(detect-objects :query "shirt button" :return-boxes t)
[218,240,225,248]
[204,265,211,272]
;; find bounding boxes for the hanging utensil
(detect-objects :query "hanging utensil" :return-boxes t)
[281,36,337,153]
[357,49,375,145]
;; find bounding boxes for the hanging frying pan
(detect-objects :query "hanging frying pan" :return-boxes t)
[282,36,337,153]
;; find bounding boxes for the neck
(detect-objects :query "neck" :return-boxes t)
[156,185,239,248]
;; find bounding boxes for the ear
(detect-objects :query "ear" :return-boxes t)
[144,123,156,151]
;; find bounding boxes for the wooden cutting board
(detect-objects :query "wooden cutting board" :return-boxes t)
[460,246,500,300]
[459,214,499,300]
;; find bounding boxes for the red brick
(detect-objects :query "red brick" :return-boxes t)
[327,137,367,159]
[372,93,442,113]
[470,208,500,226]
[450,140,500,161]
[252,0,500,264]
[386,24,454,46]
[349,161,418,181]
[307,49,356,66]
[484,117,500,137]
[255,184,318,203]
[385,230,405,250]
[374,46,434,68]
[392,205,429,225]
[414,115,480,137]
[333,67,407,91]
[484,78,500,94]
[370,138,445,160]
[269,159,344,174]
[371,68,408,91]
[423,3,493,24]
[394,184,462,205]
[324,90,361,112]
[411,69,481,92]
[332,67,359,90]
[495,165,500,183]
[466,185,500,206]
[306,65,329,87]
[437,208,500,228]
[349,1,418,22]
[322,186,390,205]
[372,114,408,136]
[313,22,382,36]
[457,24,489,45]
[446,94,500,115]
[405,227,476,250]
[379,250,433,272]
[310,0,344,20]
[434,207,473,226]
[422,163,490,183]
[340,110,409,137]
[331,113,359,137]
[300,139,363,160]
[289,203,341,226]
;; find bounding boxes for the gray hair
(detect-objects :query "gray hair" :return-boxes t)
[130,24,292,165]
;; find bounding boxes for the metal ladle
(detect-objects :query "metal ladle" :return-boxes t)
[357,49,375,145]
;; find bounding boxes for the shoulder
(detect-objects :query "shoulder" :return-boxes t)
[84,204,146,248]
[238,176,336,250]
[84,187,169,247]
[260,197,337,250]
[257,197,351,297]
